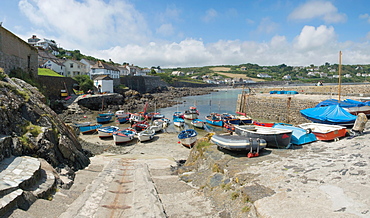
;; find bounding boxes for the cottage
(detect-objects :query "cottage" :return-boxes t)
[93,75,113,93]
[43,59,66,76]
[171,71,185,76]
[91,61,120,78]
[64,59,88,77]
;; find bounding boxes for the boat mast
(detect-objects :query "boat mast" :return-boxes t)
[338,51,342,102]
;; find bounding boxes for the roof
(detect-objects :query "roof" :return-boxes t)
[93,75,113,80]
[91,60,119,71]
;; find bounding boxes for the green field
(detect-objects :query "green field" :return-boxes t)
[38,68,64,77]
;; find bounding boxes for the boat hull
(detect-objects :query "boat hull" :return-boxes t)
[272,124,317,145]
[211,134,267,151]
[297,123,347,141]
[234,125,293,148]
[79,124,102,134]
[138,129,155,142]
[191,119,205,129]
[113,129,136,144]
[178,129,198,148]
[98,126,120,138]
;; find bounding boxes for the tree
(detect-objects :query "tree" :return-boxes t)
[74,75,94,93]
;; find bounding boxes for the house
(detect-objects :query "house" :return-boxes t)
[117,65,130,76]
[80,59,96,78]
[343,74,352,78]
[0,26,38,77]
[43,59,66,76]
[64,59,88,77]
[125,64,144,76]
[186,71,195,75]
[91,60,120,78]
[38,48,58,67]
[282,75,291,80]
[171,71,185,76]
[191,76,200,80]
[93,75,113,93]
[240,67,247,71]
[257,73,272,78]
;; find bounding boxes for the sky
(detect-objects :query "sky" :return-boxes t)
[1,0,370,68]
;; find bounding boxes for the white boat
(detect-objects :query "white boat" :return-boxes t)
[150,120,164,132]
[297,123,347,141]
[183,106,199,120]
[138,128,155,142]
[178,129,198,148]
[173,117,185,128]
[191,119,205,129]
[98,126,120,138]
[113,128,136,144]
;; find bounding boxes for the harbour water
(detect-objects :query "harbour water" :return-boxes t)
[157,88,244,134]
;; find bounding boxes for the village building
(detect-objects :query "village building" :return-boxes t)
[64,59,88,77]
[93,75,113,93]
[91,60,120,79]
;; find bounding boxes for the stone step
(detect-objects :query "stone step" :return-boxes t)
[0,189,23,217]
[0,156,41,197]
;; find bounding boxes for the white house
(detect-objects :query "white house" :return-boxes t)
[171,71,184,76]
[80,59,96,78]
[43,59,66,76]
[93,75,113,93]
[282,74,291,80]
[257,73,272,78]
[63,59,88,77]
[91,61,120,79]
[117,65,130,76]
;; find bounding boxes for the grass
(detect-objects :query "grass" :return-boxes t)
[38,68,64,77]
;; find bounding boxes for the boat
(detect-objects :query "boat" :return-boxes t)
[138,128,156,142]
[72,122,92,127]
[272,123,317,145]
[149,120,164,132]
[79,124,102,134]
[211,134,267,152]
[147,112,165,120]
[98,126,120,138]
[205,113,223,127]
[223,122,236,132]
[98,112,114,117]
[183,106,199,120]
[315,99,370,116]
[129,113,146,124]
[178,129,198,148]
[253,120,275,127]
[221,113,240,125]
[113,128,136,144]
[191,119,206,129]
[173,111,184,119]
[300,104,357,126]
[234,125,293,148]
[96,115,112,123]
[173,117,185,128]
[235,112,253,125]
[131,121,149,132]
[115,110,127,117]
[116,112,131,124]
[297,123,347,141]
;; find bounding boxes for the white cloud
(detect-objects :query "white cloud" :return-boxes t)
[18,0,150,50]
[289,1,346,23]
[293,25,336,50]
[359,13,370,23]
[256,17,279,34]
[156,24,175,36]
[202,8,218,23]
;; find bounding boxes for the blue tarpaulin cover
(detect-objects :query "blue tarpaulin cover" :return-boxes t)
[315,99,369,108]
[300,104,357,125]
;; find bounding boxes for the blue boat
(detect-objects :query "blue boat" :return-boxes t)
[300,104,356,126]
[221,113,240,125]
[191,119,206,129]
[178,129,197,148]
[96,115,112,123]
[173,117,185,128]
[79,124,102,134]
[98,126,120,138]
[205,113,223,127]
[98,112,114,117]
[272,124,317,145]
[316,99,370,116]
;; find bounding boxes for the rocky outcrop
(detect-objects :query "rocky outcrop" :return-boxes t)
[0,74,90,171]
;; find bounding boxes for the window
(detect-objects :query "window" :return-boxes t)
[70,63,74,68]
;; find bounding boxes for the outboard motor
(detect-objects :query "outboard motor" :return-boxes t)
[350,113,368,136]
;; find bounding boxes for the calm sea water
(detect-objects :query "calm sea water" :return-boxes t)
[157,88,244,134]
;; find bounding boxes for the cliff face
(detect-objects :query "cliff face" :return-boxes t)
[0,74,90,170]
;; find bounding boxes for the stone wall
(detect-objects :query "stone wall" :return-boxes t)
[0,26,38,78]
[120,75,169,93]
[37,76,78,99]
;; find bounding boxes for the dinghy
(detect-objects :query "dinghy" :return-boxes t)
[113,128,136,144]
[178,129,198,148]
[98,126,120,138]
[297,123,347,141]
[138,128,155,142]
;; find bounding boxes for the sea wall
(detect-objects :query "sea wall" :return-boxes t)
[120,75,169,93]
[38,75,78,99]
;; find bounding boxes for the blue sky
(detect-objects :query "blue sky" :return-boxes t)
[2,0,370,68]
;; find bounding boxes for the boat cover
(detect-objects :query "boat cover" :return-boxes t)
[315,99,369,108]
[272,124,317,145]
[300,104,356,125]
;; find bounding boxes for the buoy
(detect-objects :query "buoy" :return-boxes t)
[178,141,181,144]
[83,115,87,118]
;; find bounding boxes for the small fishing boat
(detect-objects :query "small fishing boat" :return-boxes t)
[183,106,199,120]
[72,122,92,127]
[316,99,370,116]
[98,126,120,138]
[113,128,136,144]
[223,122,236,132]
[178,129,198,148]
[129,113,146,124]
[115,110,127,117]
[96,115,112,124]
[79,124,102,134]
[173,117,185,128]
[235,112,253,125]
[138,128,155,142]
[253,121,275,127]
[173,111,184,119]
[221,113,240,125]
[205,113,223,127]
[191,119,206,129]
[211,134,267,152]
[98,112,114,117]
[115,111,131,124]
[146,112,165,120]
[272,123,317,145]
[131,121,149,132]
[300,104,357,126]
[297,123,347,141]
[234,125,293,148]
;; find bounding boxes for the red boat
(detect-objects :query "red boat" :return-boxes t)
[253,121,274,127]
